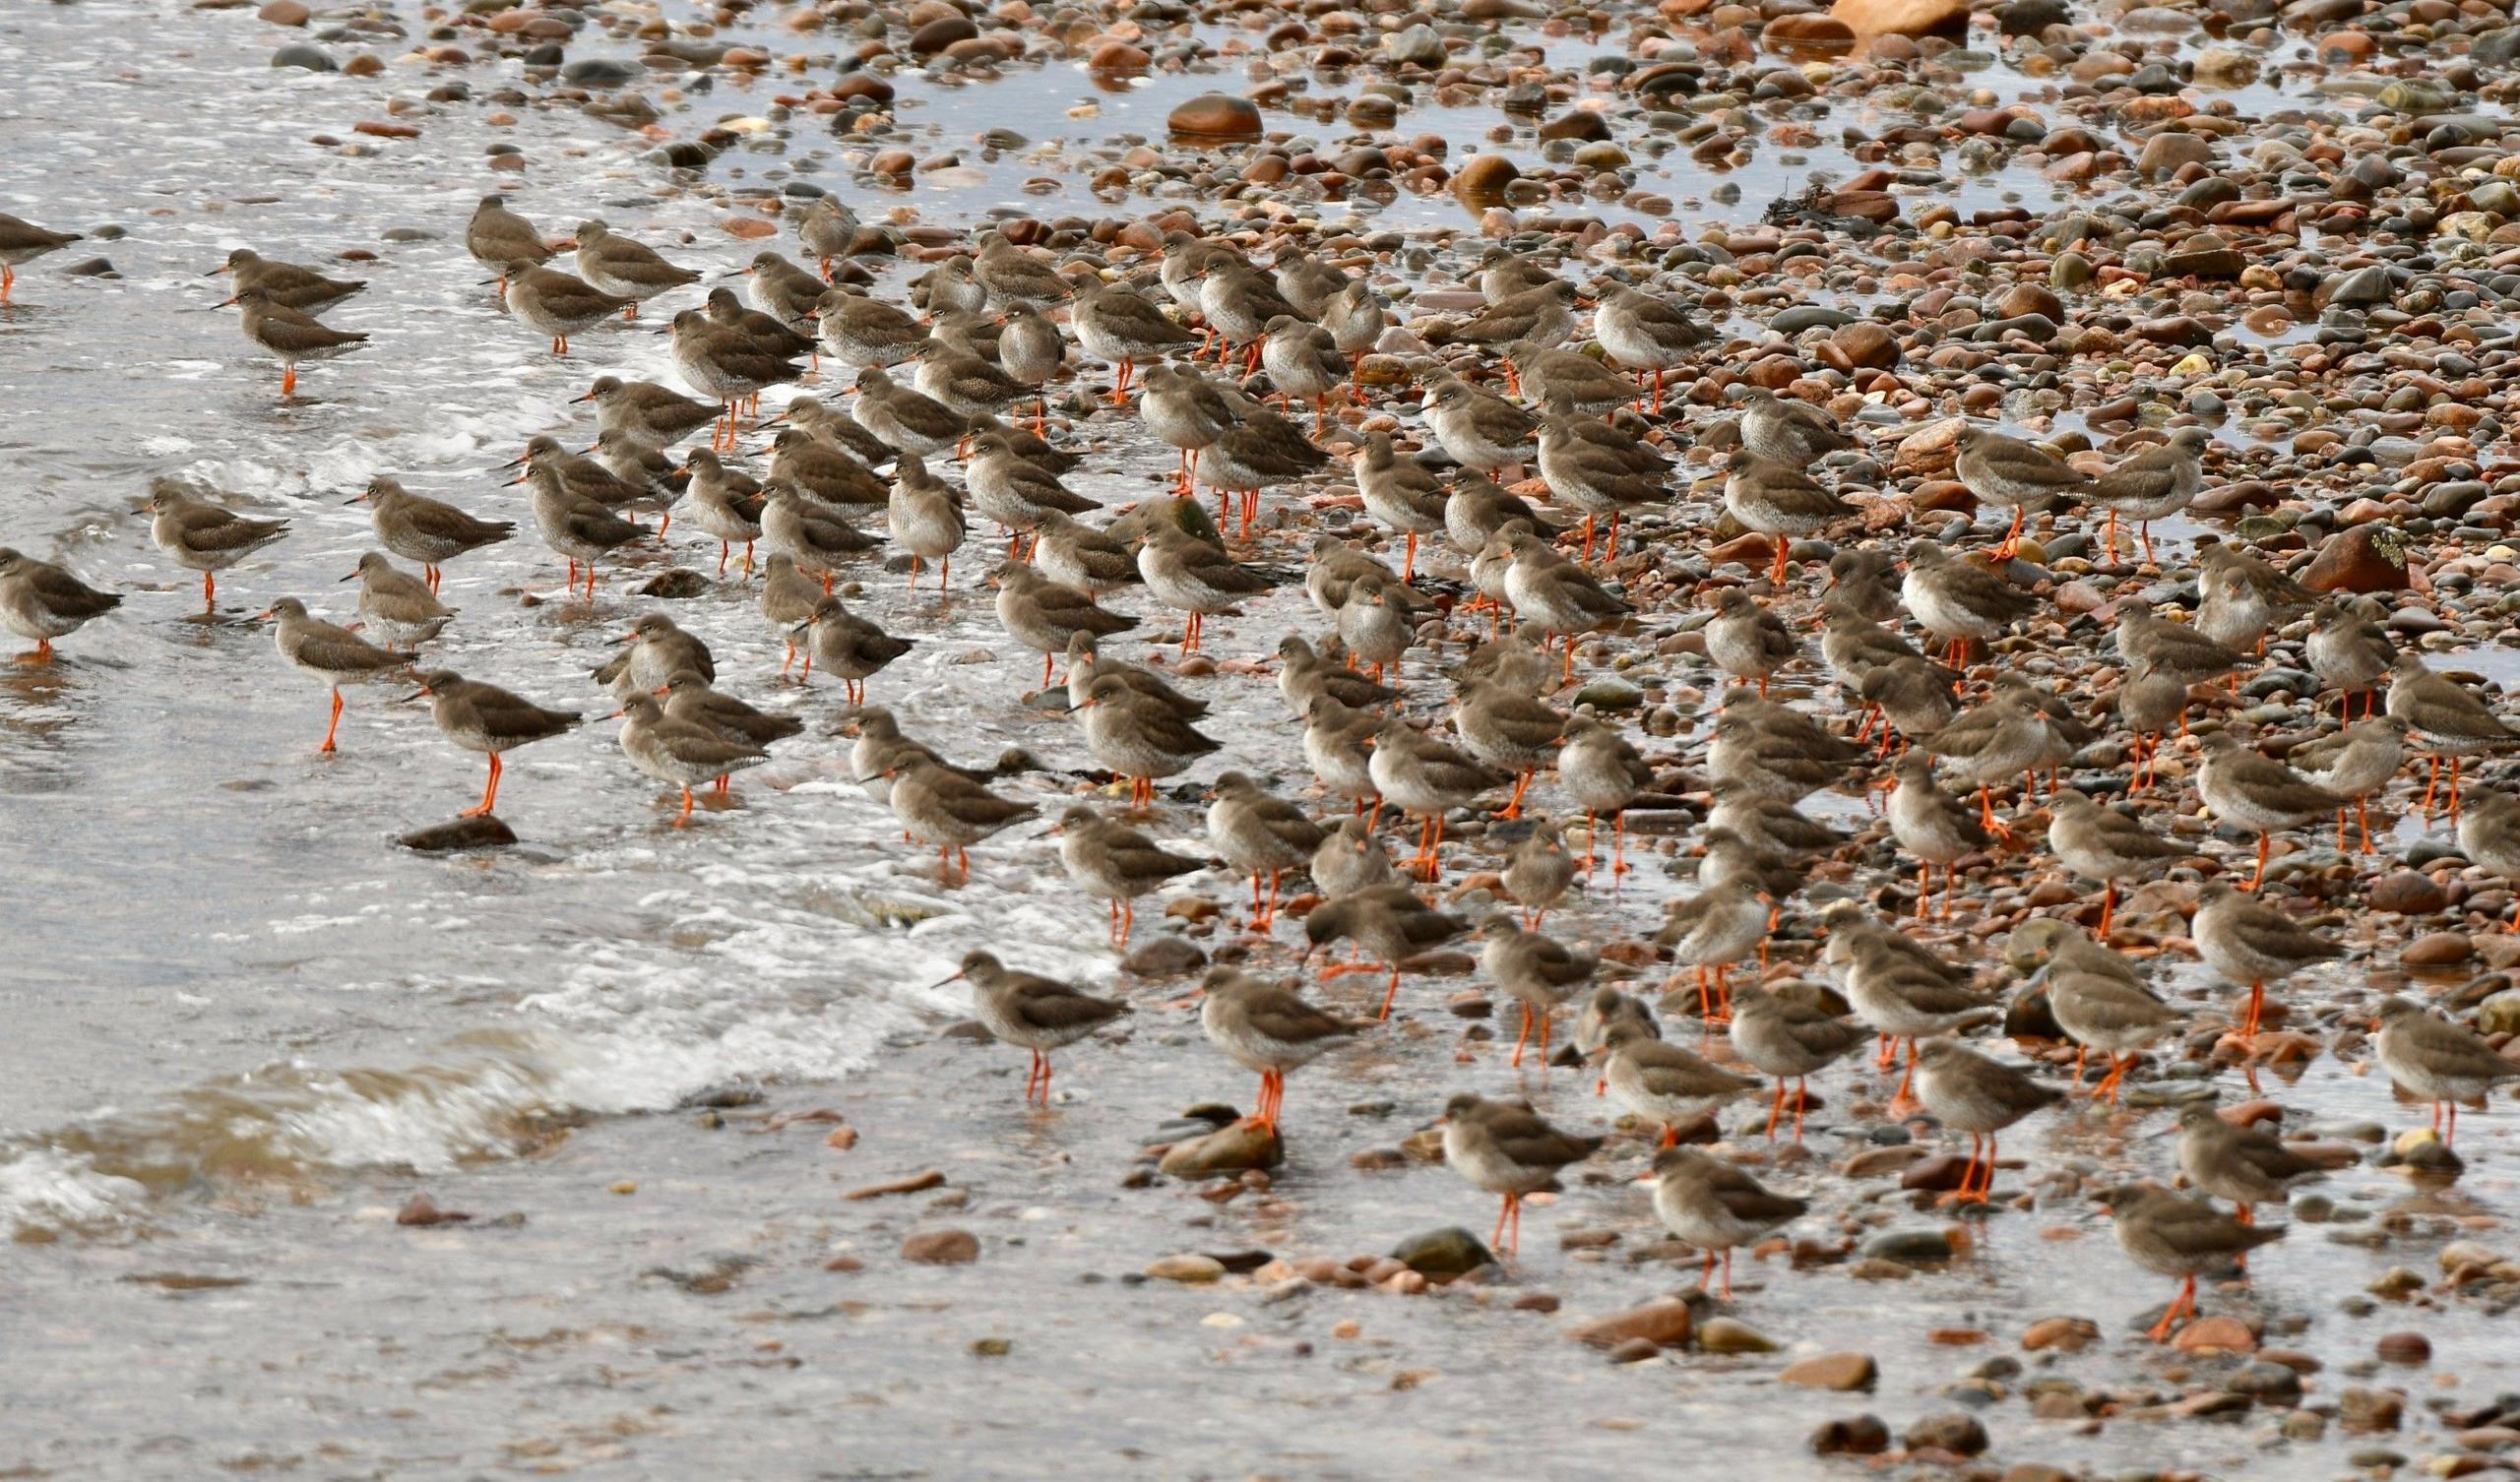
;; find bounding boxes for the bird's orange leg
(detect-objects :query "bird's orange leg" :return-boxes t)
[459,753,504,818]
[2145,1274,2197,1342]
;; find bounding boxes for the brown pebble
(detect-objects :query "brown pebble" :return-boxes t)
[844,1169,945,1201]
[2376,1331,2432,1365]
[901,1228,980,1265]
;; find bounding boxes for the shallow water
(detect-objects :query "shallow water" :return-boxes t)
[5,0,2520,1475]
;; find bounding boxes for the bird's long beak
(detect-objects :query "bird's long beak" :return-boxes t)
[569,389,598,403]
[924,968,967,990]
[338,570,359,584]
[342,491,370,506]
[604,709,626,720]
[617,632,640,644]
[398,687,432,703]
[251,607,276,621]
[206,265,230,278]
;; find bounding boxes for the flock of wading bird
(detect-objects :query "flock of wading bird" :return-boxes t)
[5,197,2519,1337]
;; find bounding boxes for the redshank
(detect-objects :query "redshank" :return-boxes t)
[260,597,408,753]
[679,450,768,578]
[1420,372,1535,478]
[1703,587,1800,698]
[1901,542,2039,669]
[576,376,718,451]
[2306,595,2394,720]
[227,287,366,397]
[1952,423,2089,560]
[1135,520,1270,655]
[1070,281,1197,404]
[2456,790,2520,931]
[0,212,85,302]
[466,196,554,293]
[1366,719,1503,882]
[1303,883,1469,1019]
[2190,881,2340,1040]
[2371,996,2520,1144]
[0,548,119,663]
[1205,772,1326,931]
[1912,1038,2062,1205]
[2094,1183,2284,1341]
[1534,410,1667,563]
[2195,731,2344,890]
[2288,715,2407,854]
[888,454,968,594]
[1738,387,1854,467]
[2047,789,2187,937]
[216,248,364,312]
[2196,543,2311,656]
[1076,673,1221,809]
[1646,1146,1807,1300]
[144,477,288,615]
[348,476,513,592]
[1438,1091,1602,1257]
[1198,967,1369,1131]
[1054,804,1204,946]
[1558,716,1656,875]
[881,758,1039,885]
[2085,427,2207,566]
[2174,1104,2321,1229]
[1599,1023,1757,1146]
[793,595,914,706]
[1501,817,1577,925]
[1065,632,1206,720]
[343,552,454,650]
[1593,281,1705,411]
[1725,980,1866,1141]
[406,669,583,818]
[571,220,700,319]
[1479,915,1601,1069]
[942,951,1127,1107]
[502,261,633,357]
[2386,652,2520,821]
[1721,451,1853,586]
[1657,878,1769,1024]
[613,694,769,826]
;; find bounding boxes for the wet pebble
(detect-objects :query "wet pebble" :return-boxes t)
[901,1228,980,1266]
